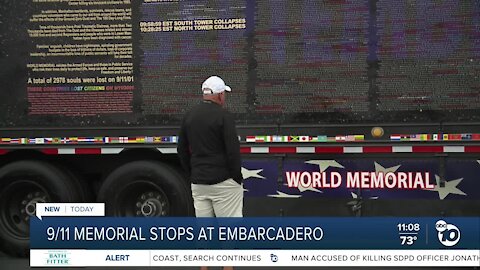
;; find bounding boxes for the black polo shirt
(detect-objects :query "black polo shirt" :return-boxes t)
[177,100,242,185]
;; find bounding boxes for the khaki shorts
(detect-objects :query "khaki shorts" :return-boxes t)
[191,178,244,217]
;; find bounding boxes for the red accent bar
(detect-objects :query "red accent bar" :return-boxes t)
[465,146,480,153]
[363,146,393,153]
[75,148,101,155]
[315,147,344,153]
[269,147,296,154]
[0,149,9,155]
[412,146,443,153]
[240,147,251,154]
[40,148,59,155]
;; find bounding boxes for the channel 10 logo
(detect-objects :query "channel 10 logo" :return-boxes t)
[435,220,460,247]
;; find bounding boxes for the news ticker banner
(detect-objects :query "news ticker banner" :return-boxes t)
[30,215,479,267]
[30,250,479,267]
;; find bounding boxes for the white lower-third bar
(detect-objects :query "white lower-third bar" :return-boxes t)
[30,249,480,267]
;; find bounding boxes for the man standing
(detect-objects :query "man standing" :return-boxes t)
[178,75,243,218]
[177,76,243,270]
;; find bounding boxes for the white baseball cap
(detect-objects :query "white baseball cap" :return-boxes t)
[202,76,231,95]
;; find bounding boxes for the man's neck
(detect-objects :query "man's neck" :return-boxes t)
[203,96,221,105]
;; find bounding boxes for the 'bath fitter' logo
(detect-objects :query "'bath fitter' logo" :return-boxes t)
[45,250,71,266]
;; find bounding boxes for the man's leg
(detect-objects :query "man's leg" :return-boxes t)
[211,179,244,217]
[191,183,215,217]
[208,179,244,270]
[191,184,215,270]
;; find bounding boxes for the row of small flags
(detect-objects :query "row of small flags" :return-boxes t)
[390,134,480,141]
[0,136,179,144]
[245,135,365,143]
[246,134,480,142]
[1,134,480,145]
[1,135,365,144]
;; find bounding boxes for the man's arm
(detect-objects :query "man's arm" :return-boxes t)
[177,119,191,177]
[223,112,243,184]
